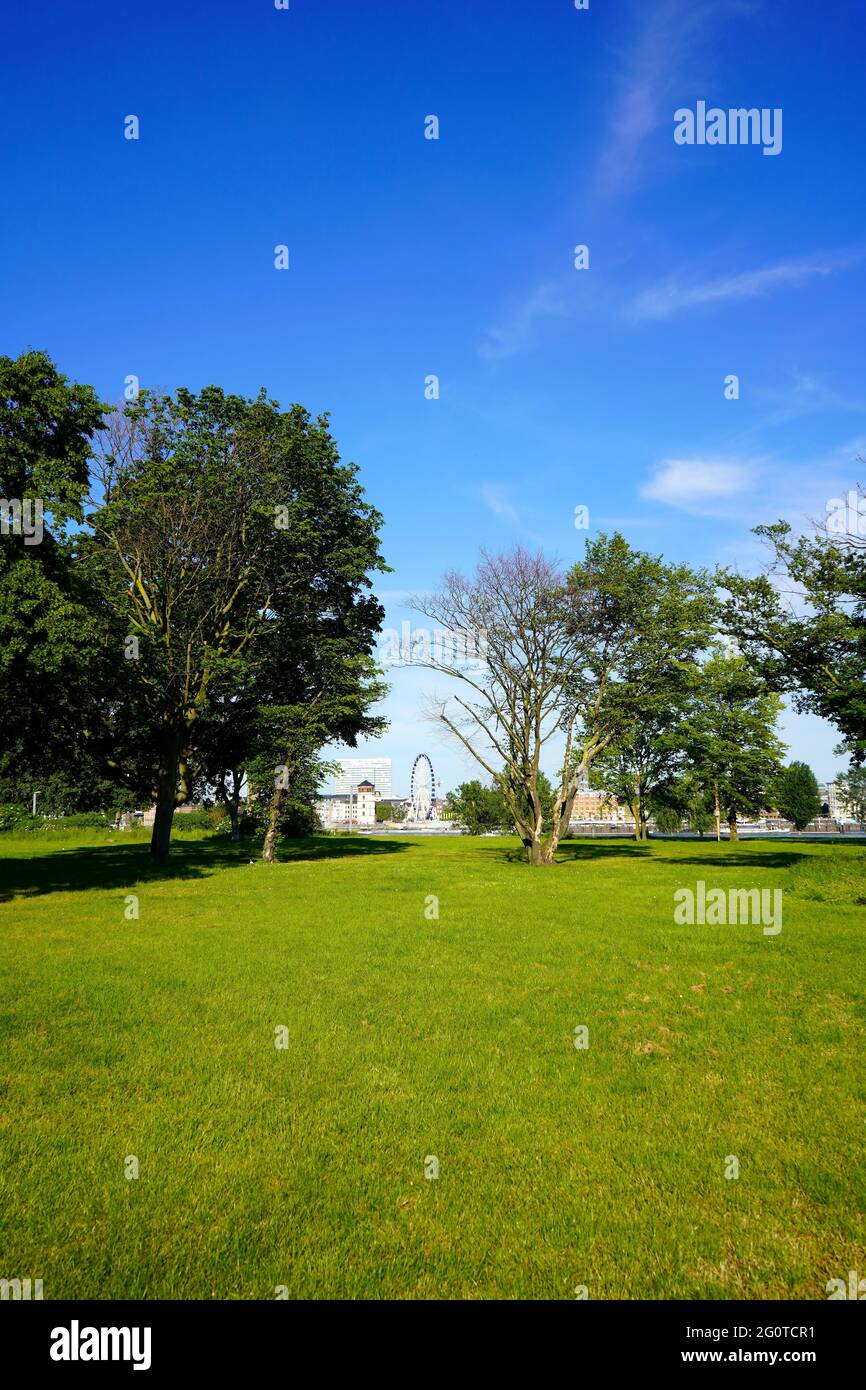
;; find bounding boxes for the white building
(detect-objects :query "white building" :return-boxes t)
[821,782,854,821]
[334,758,392,797]
[317,780,378,828]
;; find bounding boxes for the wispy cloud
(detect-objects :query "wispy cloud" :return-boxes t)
[632,249,859,322]
[640,456,757,511]
[477,282,573,362]
[593,0,757,202]
[479,483,522,523]
[751,371,866,430]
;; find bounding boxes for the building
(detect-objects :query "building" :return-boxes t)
[333,757,392,797]
[821,781,854,821]
[317,780,379,828]
[570,787,625,823]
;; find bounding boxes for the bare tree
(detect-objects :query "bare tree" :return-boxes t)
[411,546,613,864]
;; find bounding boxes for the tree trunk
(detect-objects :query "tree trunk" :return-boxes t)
[631,775,645,840]
[150,763,178,863]
[540,788,577,864]
[727,812,738,842]
[215,769,244,841]
[713,780,721,842]
[527,838,546,866]
[262,786,285,863]
[229,769,242,841]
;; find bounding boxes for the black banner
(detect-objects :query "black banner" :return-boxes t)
[2,1298,860,1375]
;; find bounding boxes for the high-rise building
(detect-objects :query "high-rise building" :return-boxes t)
[333,757,392,797]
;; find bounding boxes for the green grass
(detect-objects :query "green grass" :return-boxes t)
[1,830,864,1300]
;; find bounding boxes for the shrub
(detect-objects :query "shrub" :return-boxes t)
[55,811,112,828]
[174,808,214,831]
[0,803,29,832]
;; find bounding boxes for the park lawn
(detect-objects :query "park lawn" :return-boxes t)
[0,830,864,1301]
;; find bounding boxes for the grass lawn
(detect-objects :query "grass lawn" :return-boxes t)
[1,829,864,1300]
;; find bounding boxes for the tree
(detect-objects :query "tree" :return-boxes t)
[445,780,510,835]
[721,494,866,763]
[587,698,694,842]
[81,387,388,862]
[679,648,785,841]
[579,550,716,840]
[683,780,715,837]
[0,351,106,806]
[414,535,714,867]
[654,804,683,834]
[511,769,555,836]
[774,761,822,832]
[375,801,394,821]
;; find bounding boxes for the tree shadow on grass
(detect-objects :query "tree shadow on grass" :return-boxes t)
[666,850,809,870]
[0,833,410,902]
[481,839,813,870]
[486,839,655,866]
[553,839,808,870]
[554,839,654,863]
[274,835,411,864]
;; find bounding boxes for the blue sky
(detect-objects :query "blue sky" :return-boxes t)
[2,0,864,794]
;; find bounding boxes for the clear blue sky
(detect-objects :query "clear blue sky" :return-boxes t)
[2,0,864,793]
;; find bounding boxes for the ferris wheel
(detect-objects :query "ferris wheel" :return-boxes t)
[409,753,436,821]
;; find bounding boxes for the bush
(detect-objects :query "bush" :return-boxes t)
[55,811,113,828]
[174,808,214,831]
[0,803,29,831]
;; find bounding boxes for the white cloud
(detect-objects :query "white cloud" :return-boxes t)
[478,282,573,362]
[641,457,755,510]
[479,483,522,524]
[632,250,858,322]
[594,0,722,200]
[593,0,766,201]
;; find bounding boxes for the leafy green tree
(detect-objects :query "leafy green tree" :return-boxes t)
[81,388,388,862]
[375,801,394,821]
[774,761,822,832]
[446,780,510,835]
[588,704,692,841]
[721,499,866,763]
[679,648,785,841]
[0,766,137,819]
[654,804,683,834]
[683,782,715,837]
[0,351,106,805]
[578,550,716,840]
